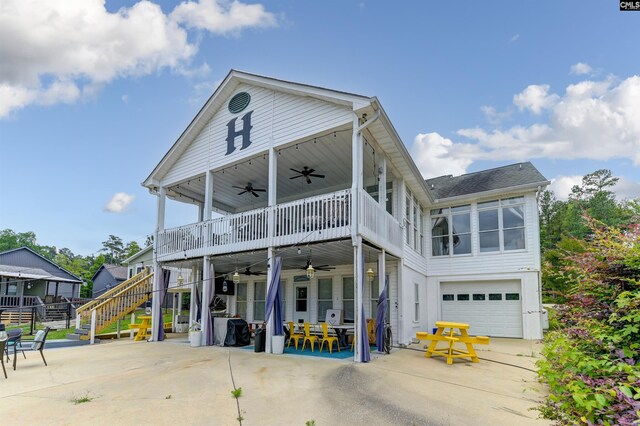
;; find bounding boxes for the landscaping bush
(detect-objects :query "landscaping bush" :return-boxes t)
[537,217,640,425]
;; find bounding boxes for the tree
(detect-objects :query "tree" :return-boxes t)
[100,235,124,264]
[124,240,141,260]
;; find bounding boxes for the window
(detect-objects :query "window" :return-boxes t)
[236,282,247,319]
[366,181,393,216]
[431,204,471,256]
[413,198,421,253]
[419,207,424,256]
[442,294,454,301]
[405,190,412,244]
[473,294,486,301]
[7,282,17,296]
[371,275,390,323]
[505,293,520,301]
[457,294,469,301]
[342,277,354,321]
[317,278,333,322]
[478,197,525,253]
[414,283,420,321]
[489,293,502,301]
[253,281,266,321]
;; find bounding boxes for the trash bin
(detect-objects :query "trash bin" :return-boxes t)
[254,327,265,352]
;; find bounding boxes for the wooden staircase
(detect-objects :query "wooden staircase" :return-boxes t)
[74,268,154,341]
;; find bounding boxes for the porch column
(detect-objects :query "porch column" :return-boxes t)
[151,186,166,342]
[353,238,365,362]
[265,247,275,353]
[201,256,213,345]
[267,147,277,242]
[378,249,386,296]
[378,156,387,208]
[351,114,363,240]
[189,265,198,326]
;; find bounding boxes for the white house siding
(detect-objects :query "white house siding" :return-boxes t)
[271,91,352,148]
[162,84,353,187]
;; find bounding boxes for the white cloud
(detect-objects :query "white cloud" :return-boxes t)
[412,74,640,178]
[509,34,520,43]
[411,133,477,178]
[171,0,276,34]
[570,62,592,75]
[0,0,276,118]
[513,84,560,114]
[549,175,582,200]
[613,177,640,200]
[481,105,511,125]
[121,94,129,104]
[105,192,135,213]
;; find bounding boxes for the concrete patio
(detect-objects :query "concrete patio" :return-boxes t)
[1,336,549,425]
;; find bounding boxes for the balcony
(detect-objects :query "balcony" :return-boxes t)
[156,189,403,262]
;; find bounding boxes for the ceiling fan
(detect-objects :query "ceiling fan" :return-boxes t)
[297,259,335,272]
[290,167,325,184]
[241,267,267,276]
[232,182,266,197]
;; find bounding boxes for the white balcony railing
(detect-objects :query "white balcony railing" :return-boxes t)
[156,188,402,261]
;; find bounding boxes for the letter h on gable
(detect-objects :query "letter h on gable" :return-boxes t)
[225,111,253,155]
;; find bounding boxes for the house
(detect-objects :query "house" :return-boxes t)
[91,264,128,297]
[142,70,549,359]
[0,247,83,313]
[124,246,153,279]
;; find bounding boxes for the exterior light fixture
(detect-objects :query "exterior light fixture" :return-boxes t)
[177,272,184,286]
[366,267,375,281]
[306,263,315,279]
[233,269,240,284]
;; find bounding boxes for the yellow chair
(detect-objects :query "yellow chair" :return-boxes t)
[301,323,318,352]
[367,318,377,345]
[319,323,340,354]
[287,322,303,350]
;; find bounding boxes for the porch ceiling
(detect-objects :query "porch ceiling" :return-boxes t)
[163,240,397,277]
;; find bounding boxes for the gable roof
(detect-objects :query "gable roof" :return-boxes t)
[425,162,550,201]
[143,69,372,189]
[0,247,83,283]
[91,264,128,282]
[124,245,153,264]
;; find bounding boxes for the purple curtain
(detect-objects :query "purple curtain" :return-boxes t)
[195,285,202,323]
[205,263,215,346]
[376,277,388,352]
[264,256,284,336]
[359,251,371,362]
[156,269,171,341]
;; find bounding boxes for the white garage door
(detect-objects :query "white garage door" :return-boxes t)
[440,281,523,338]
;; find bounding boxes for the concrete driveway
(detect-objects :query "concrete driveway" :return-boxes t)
[1,336,549,425]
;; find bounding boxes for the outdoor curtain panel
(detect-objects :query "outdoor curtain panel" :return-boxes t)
[204,263,216,346]
[264,256,284,336]
[359,251,371,362]
[376,277,388,352]
[156,269,171,341]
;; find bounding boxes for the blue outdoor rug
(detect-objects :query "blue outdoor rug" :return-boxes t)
[241,344,354,359]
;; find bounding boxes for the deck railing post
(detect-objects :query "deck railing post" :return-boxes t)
[90,309,96,344]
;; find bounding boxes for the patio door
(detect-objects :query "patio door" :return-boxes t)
[294,284,310,324]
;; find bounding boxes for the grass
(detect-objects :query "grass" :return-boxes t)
[6,323,75,340]
[70,392,94,404]
[231,387,242,398]
[98,309,184,334]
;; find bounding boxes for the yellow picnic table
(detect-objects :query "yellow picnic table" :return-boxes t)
[416,321,490,365]
[128,315,152,341]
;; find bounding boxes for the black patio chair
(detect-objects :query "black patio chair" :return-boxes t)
[0,338,7,378]
[5,328,26,363]
[30,327,51,367]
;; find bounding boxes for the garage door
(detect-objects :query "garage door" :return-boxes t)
[440,281,523,338]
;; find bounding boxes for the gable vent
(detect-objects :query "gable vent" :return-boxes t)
[228,92,251,114]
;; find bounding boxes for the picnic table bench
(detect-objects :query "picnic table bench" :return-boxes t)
[416,321,490,365]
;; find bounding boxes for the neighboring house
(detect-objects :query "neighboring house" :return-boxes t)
[91,264,128,297]
[0,247,83,307]
[124,245,153,279]
[142,70,549,356]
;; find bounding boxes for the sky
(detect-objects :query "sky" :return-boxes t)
[0,0,639,256]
